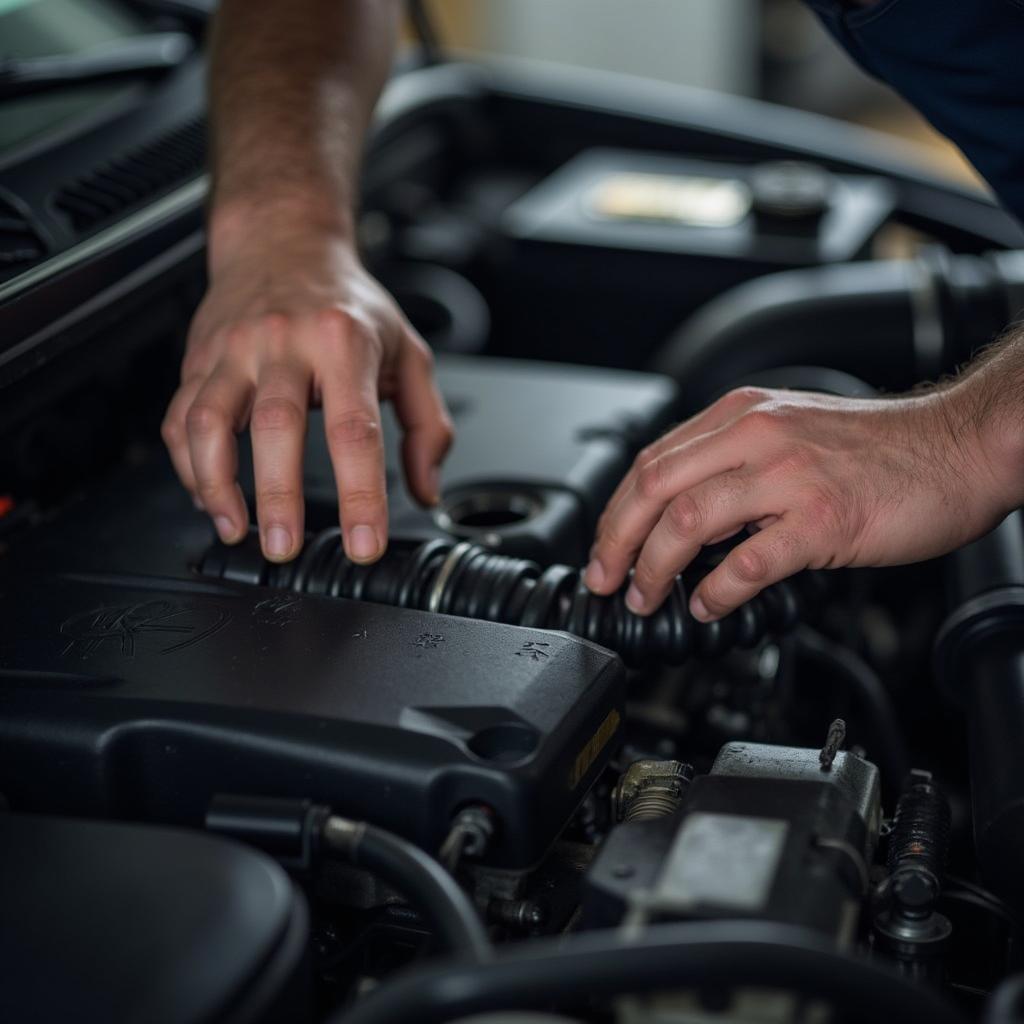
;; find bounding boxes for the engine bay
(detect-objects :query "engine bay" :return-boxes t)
[3,10,1024,1023]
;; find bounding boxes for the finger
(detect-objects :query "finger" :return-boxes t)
[186,368,252,544]
[586,422,750,595]
[161,376,204,497]
[250,360,311,562]
[626,472,769,615]
[321,325,388,564]
[392,335,453,507]
[597,386,766,538]
[690,521,810,622]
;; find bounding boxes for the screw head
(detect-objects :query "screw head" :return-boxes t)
[892,870,936,910]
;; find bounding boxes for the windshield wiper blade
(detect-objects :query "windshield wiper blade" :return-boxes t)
[0,32,194,100]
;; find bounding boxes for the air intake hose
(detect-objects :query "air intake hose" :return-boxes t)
[200,531,805,667]
[654,249,1024,412]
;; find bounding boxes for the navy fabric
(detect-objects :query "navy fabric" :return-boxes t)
[805,0,1024,223]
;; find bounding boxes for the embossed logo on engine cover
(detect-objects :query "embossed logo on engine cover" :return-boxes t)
[60,600,230,659]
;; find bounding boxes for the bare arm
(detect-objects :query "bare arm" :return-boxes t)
[587,332,1024,621]
[208,0,393,238]
[162,0,452,565]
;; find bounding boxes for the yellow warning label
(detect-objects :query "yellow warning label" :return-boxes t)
[569,708,621,789]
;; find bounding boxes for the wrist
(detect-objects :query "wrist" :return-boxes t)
[207,191,357,272]
[941,344,1024,514]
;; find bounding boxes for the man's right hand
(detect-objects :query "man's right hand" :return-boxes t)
[161,203,453,565]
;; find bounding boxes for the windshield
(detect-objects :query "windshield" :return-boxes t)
[0,0,149,150]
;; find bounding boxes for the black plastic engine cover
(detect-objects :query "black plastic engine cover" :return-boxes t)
[0,813,309,1024]
[0,571,623,870]
[0,353,640,869]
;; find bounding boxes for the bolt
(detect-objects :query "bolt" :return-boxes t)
[892,869,937,916]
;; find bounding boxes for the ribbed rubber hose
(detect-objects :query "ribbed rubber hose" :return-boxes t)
[201,533,805,667]
[332,920,966,1024]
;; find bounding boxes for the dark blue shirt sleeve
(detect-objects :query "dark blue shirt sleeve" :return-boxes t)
[805,0,1024,223]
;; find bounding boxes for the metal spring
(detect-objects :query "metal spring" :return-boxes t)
[887,773,952,882]
[622,790,686,822]
[201,530,804,667]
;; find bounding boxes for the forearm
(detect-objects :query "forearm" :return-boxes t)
[207,0,401,259]
[939,328,1024,515]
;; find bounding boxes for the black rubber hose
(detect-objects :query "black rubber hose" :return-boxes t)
[202,533,805,667]
[652,253,1015,414]
[380,263,490,354]
[332,920,966,1024]
[653,260,919,411]
[321,816,491,963]
[935,514,1024,916]
[793,625,910,794]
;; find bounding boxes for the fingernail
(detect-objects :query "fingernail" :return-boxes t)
[348,525,379,562]
[690,594,711,622]
[428,467,441,507]
[264,525,292,559]
[214,516,236,542]
[625,583,646,615]
[193,495,205,511]
[584,558,606,592]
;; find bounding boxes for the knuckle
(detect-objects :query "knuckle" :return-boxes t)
[326,412,382,449]
[259,311,291,343]
[436,416,455,450]
[251,396,304,434]
[636,457,669,501]
[339,486,384,514]
[742,406,785,436]
[410,336,435,370]
[186,401,229,437]
[257,483,298,509]
[195,477,230,500]
[316,307,360,341]
[665,494,703,538]
[698,573,731,614]
[256,313,297,360]
[160,414,183,448]
[727,385,770,408]
[730,544,771,585]
[633,445,658,473]
[632,558,666,593]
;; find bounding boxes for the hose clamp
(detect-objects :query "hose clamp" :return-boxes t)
[427,541,474,614]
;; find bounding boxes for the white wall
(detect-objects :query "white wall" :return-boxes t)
[468,0,758,95]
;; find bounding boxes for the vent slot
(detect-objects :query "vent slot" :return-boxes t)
[53,117,207,232]
[0,193,46,269]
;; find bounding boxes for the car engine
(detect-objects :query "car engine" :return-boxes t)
[2,5,1024,1023]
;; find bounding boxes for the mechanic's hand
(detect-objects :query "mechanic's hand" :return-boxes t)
[161,213,452,564]
[585,382,1015,622]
